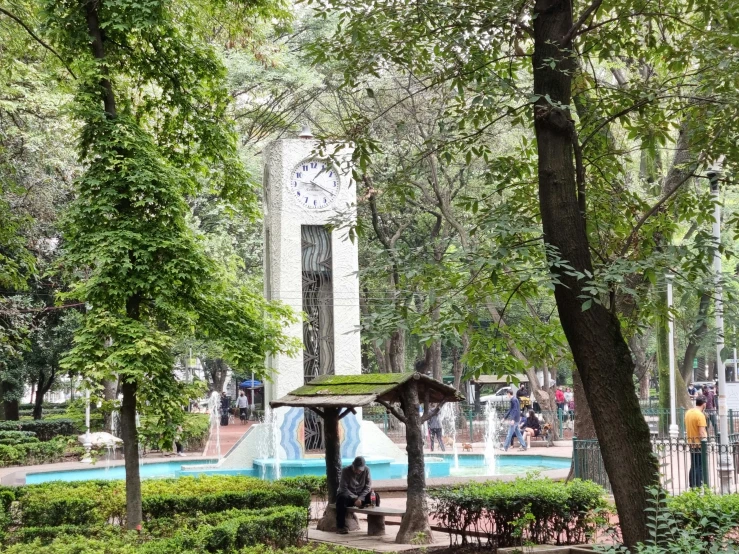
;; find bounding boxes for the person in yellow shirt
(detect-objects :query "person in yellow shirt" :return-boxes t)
[684,397,707,488]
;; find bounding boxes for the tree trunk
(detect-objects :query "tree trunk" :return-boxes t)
[680,292,710,383]
[121,379,142,529]
[2,396,18,421]
[33,367,57,420]
[629,335,651,401]
[388,329,405,372]
[532,0,658,547]
[205,358,229,393]
[396,381,433,544]
[317,407,344,531]
[427,340,442,382]
[373,342,388,373]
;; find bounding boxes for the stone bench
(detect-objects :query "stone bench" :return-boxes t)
[345,505,406,536]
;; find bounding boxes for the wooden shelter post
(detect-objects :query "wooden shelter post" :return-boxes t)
[323,407,341,506]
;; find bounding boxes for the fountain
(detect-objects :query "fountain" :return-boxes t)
[208,391,222,458]
[104,442,117,474]
[439,403,459,468]
[265,407,281,480]
[111,410,120,438]
[483,402,499,473]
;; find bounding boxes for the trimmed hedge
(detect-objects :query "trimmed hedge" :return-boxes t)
[276,475,328,500]
[0,419,77,441]
[429,477,608,547]
[0,431,37,439]
[18,403,68,411]
[142,488,310,521]
[0,436,81,468]
[16,475,310,527]
[5,524,119,546]
[18,408,67,417]
[3,507,309,553]
[196,506,306,551]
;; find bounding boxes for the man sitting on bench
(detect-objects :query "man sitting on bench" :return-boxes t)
[336,456,380,534]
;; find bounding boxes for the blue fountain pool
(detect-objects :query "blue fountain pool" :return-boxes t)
[24,454,570,484]
[25,459,218,484]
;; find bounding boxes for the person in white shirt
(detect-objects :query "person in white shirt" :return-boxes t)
[237,390,249,423]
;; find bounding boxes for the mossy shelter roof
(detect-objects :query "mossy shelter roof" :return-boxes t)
[270,372,464,409]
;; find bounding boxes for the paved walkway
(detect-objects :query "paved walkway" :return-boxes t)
[202,418,254,458]
[308,519,449,552]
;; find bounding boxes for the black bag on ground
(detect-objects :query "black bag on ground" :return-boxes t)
[221,413,229,426]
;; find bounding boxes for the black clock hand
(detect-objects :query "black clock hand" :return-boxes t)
[310,180,333,195]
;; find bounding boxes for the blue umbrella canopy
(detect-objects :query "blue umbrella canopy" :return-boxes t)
[240,379,263,388]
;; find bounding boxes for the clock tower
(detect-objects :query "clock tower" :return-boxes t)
[262,129,361,456]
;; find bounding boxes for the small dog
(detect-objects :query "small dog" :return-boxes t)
[443,436,454,448]
[541,423,553,445]
[462,443,473,452]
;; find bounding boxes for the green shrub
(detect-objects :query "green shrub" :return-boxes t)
[0,436,81,468]
[17,481,124,526]
[142,488,310,520]
[18,402,69,411]
[6,524,122,546]
[0,430,37,440]
[0,437,40,446]
[667,488,739,544]
[3,507,309,553]
[0,485,15,511]
[0,419,78,441]
[429,476,608,547]
[277,475,328,500]
[195,506,306,551]
[137,413,210,453]
[17,408,67,417]
[16,475,309,527]
[600,485,739,554]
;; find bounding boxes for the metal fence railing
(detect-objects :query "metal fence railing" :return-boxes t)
[574,436,739,496]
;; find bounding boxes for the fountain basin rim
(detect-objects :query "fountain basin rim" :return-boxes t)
[24,457,219,478]
[252,456,396,468]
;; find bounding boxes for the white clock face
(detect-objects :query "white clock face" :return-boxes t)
[290,159,340,210]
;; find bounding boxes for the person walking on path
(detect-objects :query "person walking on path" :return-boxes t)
[428,405,445,452]
[220,391,231,426]
[703,385,717,433]
[503,389,528,451]
[555,387,566,413]
[237,390,249,423]
[335,456,379,534]
[685,397,708,488]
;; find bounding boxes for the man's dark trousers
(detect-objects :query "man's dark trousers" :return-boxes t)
[689,449,703,488]
[336,491,381,529]
[430,428,445,451]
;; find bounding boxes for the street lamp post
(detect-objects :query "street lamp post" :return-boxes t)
[667,274,679,439]
[709,164,733,490]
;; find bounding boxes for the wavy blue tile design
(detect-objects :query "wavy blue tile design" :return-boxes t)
[340,412,361,458]
[279,407,305,459]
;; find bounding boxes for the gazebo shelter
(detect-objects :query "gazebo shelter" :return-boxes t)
[271,371,464,544]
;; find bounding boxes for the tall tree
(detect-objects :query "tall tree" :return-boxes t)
[304,0,739,546]
[44,0,297,529]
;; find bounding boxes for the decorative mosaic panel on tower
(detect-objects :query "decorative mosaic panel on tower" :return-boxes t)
[301,225,334,451]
